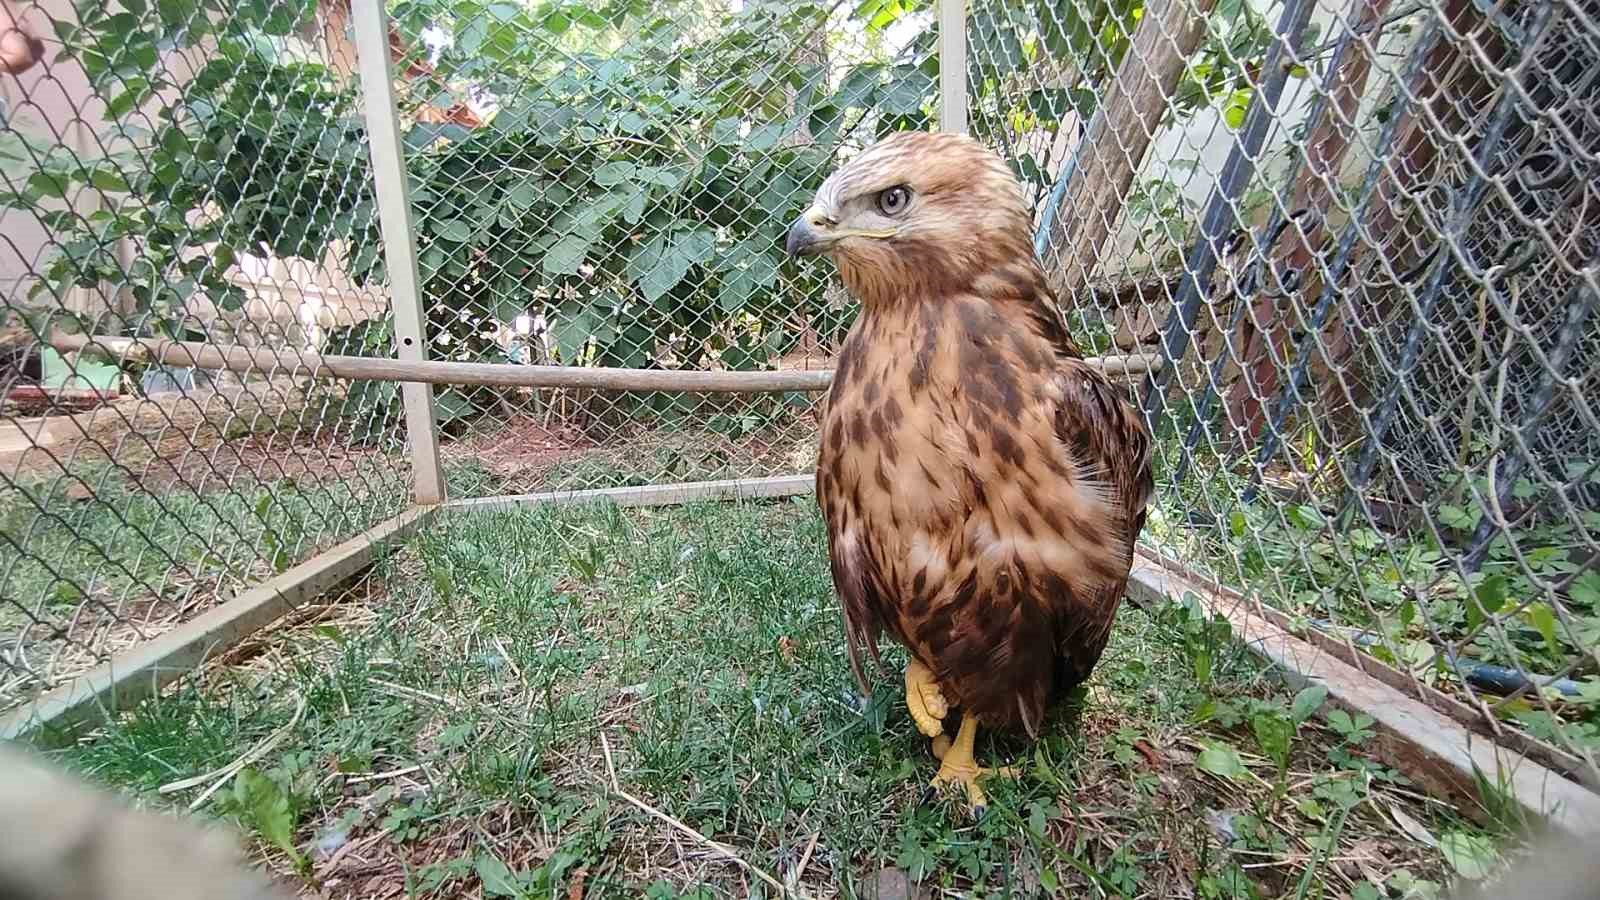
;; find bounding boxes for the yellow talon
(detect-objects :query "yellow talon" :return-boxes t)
[928,714,1018,814]
[904,659,949,738]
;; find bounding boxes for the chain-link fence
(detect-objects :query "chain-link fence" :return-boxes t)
[1,0,1595,802]
[0,0,420,713]
[0,0,944,717]
[970,0,1599,789]
[382,0,939,500]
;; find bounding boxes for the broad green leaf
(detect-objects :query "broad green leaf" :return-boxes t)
[623,190,647,225]
[551,302,616,359]
[1523,602,1560,655]
[635,166,681,189]
[626,233,667,286]
[434,389,474,423]
[1569,571,1600,608]
[616,111,650,137]
[1221,89,1252,129]
[594,161,637,186]
[1467,574,1507,630]
[539,8,571,34]
[233,768,300,865]
[719,266,756,311]
[809,103,844,146]
[1290,684,1328,723]
[1438,504,1478,530]
[474,853,524,897]
[1439,831,1497,880]
[27,171,69,199]
[1286,504,1325,530]
[1195,741,1247,780]
[543,192,624,245]
[880,66,934,115]
[433,218,474,242]
[1296,798,1327,822]
[711,117,742,145]
[639,253,689,302]
[89,166,130,192]
[634,226,716,303]
[542,233,592,275]
[1250,710,1294,771]
[677,227,716,265]
[836,64,883,108]
[504,179,541,210]
[746,122,787,151]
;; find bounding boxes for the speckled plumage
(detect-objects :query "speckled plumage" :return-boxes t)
[805,132,1154,736]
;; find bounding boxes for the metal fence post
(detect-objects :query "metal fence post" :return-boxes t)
[351,0,447,506]
[938,0,967,134]
[1137,0,1316,429]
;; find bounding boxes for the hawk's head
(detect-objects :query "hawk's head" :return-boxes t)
[785,131,1034,305]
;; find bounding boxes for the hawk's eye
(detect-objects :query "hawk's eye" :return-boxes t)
[877,185,911,216]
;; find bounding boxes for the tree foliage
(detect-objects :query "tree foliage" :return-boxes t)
[3,0,1279,413]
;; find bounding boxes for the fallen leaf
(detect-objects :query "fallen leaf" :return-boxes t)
[865,867,926,900]
[1133,739,1163,768]
[1204,808,1242,843]
[566,864,588,900]
[1165,746,1197,766]
[1388,803,1439,848]
[777,636,797,664]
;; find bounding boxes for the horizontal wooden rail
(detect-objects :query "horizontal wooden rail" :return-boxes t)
[447,474,817,514]
[51,333,1162,393]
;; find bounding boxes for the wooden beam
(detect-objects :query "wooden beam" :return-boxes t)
[1126,552,1600,839]
[351,0,445,505]
[1042,0,1219,297]
[51,333,1162,392]
[938,0,967,134]
[1,507,436,745]
[447,474,817,514]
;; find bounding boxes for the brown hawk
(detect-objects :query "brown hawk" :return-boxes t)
[786,131,1154,813]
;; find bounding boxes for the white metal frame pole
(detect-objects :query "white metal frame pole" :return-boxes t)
[938,0,967,134]
[351,0,446,505]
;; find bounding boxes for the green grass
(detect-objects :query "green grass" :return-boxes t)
[0,460,408,707]
[52,500,1498,898]
[1143,423,1600,757]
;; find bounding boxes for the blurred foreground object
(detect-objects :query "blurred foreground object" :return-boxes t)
[1451,831,1600,900]
[0,0,44,75]
[0,744,292,900]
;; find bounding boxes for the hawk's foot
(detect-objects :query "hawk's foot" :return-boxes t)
[926,714,1016,817]
[904,659,949,738]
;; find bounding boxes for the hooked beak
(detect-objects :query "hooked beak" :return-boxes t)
[785,206,830,257]
[785,205,900,257]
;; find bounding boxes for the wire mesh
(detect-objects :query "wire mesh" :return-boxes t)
[970,0,1599,787]
[0,0,943,715]
[0,0,412,712]
[381,0,937,498]
[0,0,1593,803]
